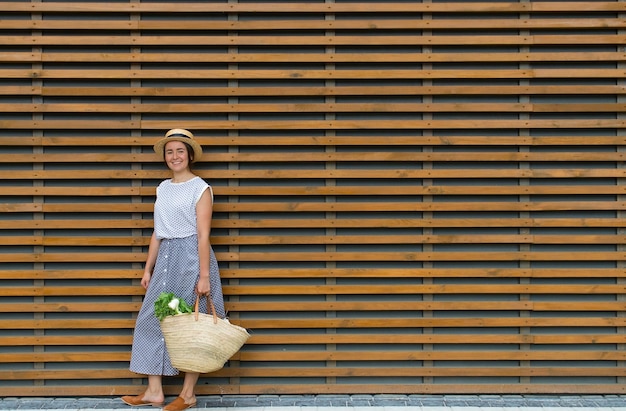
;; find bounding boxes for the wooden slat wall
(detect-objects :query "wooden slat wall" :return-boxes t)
[0,0,625,397]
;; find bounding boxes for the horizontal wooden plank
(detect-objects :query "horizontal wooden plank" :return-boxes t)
[242,334,626,345]
[0,336,133,346]
[0,237,148,246]
[5,51,626,64]
[3,68,626,80]
[222,267,626,279]
[2,250,626,263]
[0,219,152,229]
[1,186,625,197]
[0,353,131,362]
[1,349,624,363]
[3,152,626,163]
[0,319,136,329]
[2,136,625,147]
[3,34,624,46]
[222,284,626,295]
[3,102,624,114]
[2,118,624,130]
[27,85,626,97]
[2,19,624,31]
[2,283,625,297]
[1,300,625,315]
[0,302,141,313]
[5,317,626,332]
[5,366,626,381]
[236,317,626,328]
[1,218,625,231]
[0,85,37,96]
[207,201,626,213]
[230,367,626,378]
[2,201,624,214]
[2,234,625,247]
[0,286,144,296]
[226,301,626,312]
[0,269,141,280]
[2,268,624,280]
[1,334,625,348]
[238,351,626,362]
[2,169,626,181]
[5,369,136,380]
[2,2,624,13]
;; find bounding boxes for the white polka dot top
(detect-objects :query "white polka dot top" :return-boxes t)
[153,176,212,240]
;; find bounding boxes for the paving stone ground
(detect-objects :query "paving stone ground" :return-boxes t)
[1,395,626,410]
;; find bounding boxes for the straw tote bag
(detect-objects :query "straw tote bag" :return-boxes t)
[160,295,250,373]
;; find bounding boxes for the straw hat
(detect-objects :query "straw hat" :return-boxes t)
[153,128,203,163]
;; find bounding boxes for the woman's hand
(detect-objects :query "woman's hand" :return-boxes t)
[141,271,152,290]
[196,275,211,296]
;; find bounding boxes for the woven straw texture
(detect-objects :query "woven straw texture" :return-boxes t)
[160,308,250,373]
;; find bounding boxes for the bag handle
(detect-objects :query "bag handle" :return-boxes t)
[194,295,218,324]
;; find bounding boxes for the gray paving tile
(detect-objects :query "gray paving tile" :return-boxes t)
[2,395,626,410]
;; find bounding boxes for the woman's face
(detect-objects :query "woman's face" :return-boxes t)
[164,140,191,171]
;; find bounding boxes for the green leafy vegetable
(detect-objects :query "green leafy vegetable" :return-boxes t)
[154,292,193,321]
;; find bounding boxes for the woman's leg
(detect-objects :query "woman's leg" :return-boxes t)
[144,375,165,403]
[163,373,199,411]
[178,372,199,404]
[121,374,164,406]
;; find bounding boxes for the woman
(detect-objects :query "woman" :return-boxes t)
[121,129,225,411]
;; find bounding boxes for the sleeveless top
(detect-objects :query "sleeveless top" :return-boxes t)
[153,176,211,240]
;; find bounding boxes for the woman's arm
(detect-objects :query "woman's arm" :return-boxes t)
[141,231,161,289]
[195,188,213,296]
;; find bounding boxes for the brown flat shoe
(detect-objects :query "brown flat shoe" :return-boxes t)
[163,396,196,411]
[121,394,164,407]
